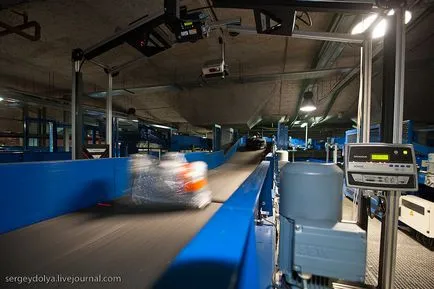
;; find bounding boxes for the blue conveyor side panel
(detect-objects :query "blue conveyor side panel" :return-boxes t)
[256,223,276,289]
[185,150,224,169]
[0,158,129,234]
[238,223,260,289]
[153,161,270,289]
[185,138,241,169]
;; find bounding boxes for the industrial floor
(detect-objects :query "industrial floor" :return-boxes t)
[342,198,434,289]
[0,150,265,289]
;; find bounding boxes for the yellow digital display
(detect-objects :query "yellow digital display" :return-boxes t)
[371,154,390,161]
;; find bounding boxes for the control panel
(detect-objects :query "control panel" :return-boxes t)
[345,143,418,191]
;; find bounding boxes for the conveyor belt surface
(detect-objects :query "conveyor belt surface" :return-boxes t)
[0,150,265,289]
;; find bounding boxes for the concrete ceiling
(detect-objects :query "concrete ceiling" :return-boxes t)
[0,0,433,133]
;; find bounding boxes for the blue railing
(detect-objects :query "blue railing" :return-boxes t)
[153,159,274,289]
[0,158,129,234]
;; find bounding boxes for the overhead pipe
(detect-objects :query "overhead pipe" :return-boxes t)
[0,88,130,118]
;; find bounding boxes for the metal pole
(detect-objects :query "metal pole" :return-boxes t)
[106,73,113,158]
[379,9,406,289]
[333,145,338,164]
[64,127,70,152]
[71,49,84,160]
[357,38,372,232]
[356,46,364,143]
[71,61,79,159]
[22,105,28,150]
[362,39,372,143]
[41,107,47,147]
[226,26,365,44]
[305,125,308,149]
[37,108,42,146]
[49,122,53,152]
[292,30,365,44]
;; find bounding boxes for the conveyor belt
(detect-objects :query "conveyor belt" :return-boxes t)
[0,150,265,289]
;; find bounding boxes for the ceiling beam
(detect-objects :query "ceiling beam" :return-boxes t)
[0,0,39,10]
[87,67,352,98]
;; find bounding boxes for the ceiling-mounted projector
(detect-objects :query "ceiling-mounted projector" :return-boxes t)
[201,37,228,79]
[202,59,228,79]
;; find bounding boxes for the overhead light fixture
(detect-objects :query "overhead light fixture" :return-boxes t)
[352,10,412,39]
[0,97,3,102]
[132,119,139,123]
[300,122,308,128]
[351,14,378,35]
[294,120,301,125]
[388,9,412,23]
[300,91,317,112]
[152,124,172,130]
[372,10,412,39]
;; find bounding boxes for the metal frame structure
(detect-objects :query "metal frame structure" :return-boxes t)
[379,8,407,289]
[69,1,407,288]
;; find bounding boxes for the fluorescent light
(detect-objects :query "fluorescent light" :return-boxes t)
[351,14,378,35]
[388,9,412,24]
[132,119,139,123]
[152,124,171,130]
[300,123,308,128]
[300,105,317,112]
[372,19,388,39]
[405,10,412,23]
[294,120,301,125]
[0,97,3,102]
[372,10,412,39]
[352,10,412,39]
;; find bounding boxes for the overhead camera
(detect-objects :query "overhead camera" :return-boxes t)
[201,37,229,79]
[175,6,209,43]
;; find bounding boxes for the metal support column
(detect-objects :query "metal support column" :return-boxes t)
[356,46,364,143]
[106,73,113,158]
[379,9,406,289]
[114,117,119,157]
[358,38,373,231]
[48,121,58,153]
[305,124,308,149]
[22,105,28,150]
[64,127,70,152]
[37,108,42,146]
[362,39,372,143]
[63,111,70,152]
[71,49,84,160]
[92,129,97,145]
